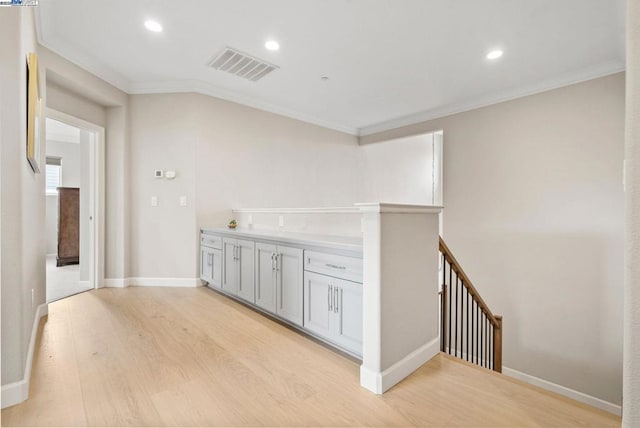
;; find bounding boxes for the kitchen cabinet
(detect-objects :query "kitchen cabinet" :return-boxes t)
[303,271,363,356]
[275,245,304,326]
[255,243,303,326]
[201,228,361,356]
[255,242,277,312]
[200,235,222,289]
[222,238,255,301]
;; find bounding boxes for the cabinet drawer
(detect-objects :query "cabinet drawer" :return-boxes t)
[304,251,362,283]
[201,234,222,249]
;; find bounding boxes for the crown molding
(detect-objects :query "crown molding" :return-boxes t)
[128,79,359,135]
[358,60,625,136]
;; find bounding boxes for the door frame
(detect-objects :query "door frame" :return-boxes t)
[46,108,105,290]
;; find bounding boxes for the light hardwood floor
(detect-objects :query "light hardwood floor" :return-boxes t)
[1,287,620,427]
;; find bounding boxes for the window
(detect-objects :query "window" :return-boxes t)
[45,157,61,195]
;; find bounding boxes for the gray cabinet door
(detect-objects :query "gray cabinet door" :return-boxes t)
[200,247,213,283]
[303,271,333,340]
[255,242,276,313]
[211,248,222,289]
[333,277,363,356]
[222,238,238,295]
[276,245,303,326]
[236,239,255,303]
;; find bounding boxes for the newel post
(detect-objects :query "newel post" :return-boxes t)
[493,315,503,373]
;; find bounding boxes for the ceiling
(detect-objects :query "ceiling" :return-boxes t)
[37,0,625,136]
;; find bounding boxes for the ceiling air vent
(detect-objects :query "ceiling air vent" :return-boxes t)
[207,47,279,82]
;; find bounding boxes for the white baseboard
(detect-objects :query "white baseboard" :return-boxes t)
[128,277,201,287]
[102,277,200,288]
[502,366,622,416]
[102,278,129,288]
[445,346,621,416]
[360,336,440,394]
[1,302,48,409]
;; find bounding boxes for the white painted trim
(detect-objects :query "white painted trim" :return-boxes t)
[102,278,129,288]
[358,62,625,136]
[356,202,443,214]
[46,109,106,294]
[502,366,622,416]
[128,79,359,136]
[128,277,201,287]
[360,336,440,394]
[232,206,360,214]
[444,346,621,416]
[102,278,201,288]
[1,303,48,409]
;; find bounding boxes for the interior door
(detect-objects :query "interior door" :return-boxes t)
[276,245,303,326]
[255,242,276,312]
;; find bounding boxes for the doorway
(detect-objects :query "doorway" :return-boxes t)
[45,109,104,302]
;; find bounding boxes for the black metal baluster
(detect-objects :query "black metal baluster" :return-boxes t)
[466,288,469,361]
[481,312,485,367]
[454,274,458,357]
[472,299,475,364]
[490,322,494,370]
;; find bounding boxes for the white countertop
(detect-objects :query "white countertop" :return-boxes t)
[201,227,363,254]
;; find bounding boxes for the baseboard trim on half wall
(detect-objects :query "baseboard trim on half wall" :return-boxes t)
[102,278,201,288]
[502,366,621,416]
[0,302,48,409]
[360,336,440,394]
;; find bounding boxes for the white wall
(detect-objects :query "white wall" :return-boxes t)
[361,132,437,205]
[128,93,365,279]
[361,73,625,407]
[623,0,640,425]
[0,7,46,385]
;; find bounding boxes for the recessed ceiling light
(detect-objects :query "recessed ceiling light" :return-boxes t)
[486,49,503,60]
[144,20,163,32]
[265,40,280,51]
[320,76,329,81]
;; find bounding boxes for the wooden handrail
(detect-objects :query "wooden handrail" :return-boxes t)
[439,237,499,327]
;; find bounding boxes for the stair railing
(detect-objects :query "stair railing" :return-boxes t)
[439,237,503,372]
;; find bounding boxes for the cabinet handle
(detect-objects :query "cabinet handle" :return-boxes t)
[326,263,346,270]
[271,253,275,270]
[334,287,339,313]
[328,285,333,311]
[276,253,281,272]
[339,288,343,334]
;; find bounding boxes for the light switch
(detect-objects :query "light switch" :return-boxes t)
[179,196,187,207]
[151,196,158,207]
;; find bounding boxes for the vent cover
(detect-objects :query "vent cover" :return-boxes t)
[207,47,279,82]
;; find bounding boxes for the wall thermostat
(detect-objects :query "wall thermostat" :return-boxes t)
[154,169,164,178]
[165,170,176,179]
